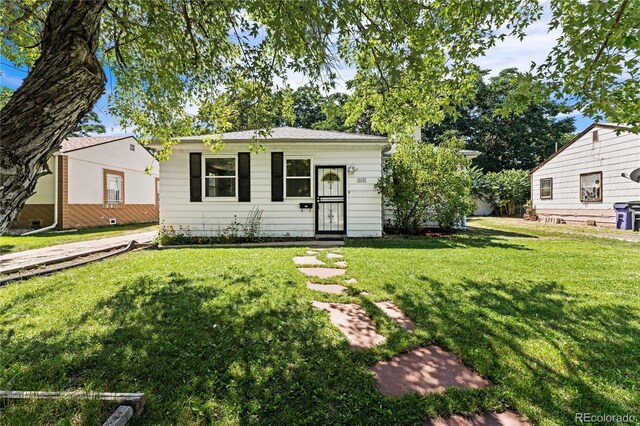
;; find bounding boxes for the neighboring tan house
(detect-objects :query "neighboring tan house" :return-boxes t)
[156,126,479,238]
[12,136,160,230]
[530,123,640,227]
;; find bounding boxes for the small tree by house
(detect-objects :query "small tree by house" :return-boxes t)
[471,168,530,217]
[376,138,475,233]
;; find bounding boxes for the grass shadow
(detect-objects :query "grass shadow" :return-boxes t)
[347,226,534,251]
[2,266,469,424]
[390,276,640,424]
[0,244,15,255]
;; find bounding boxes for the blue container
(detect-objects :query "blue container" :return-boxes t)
[613,202,633,230]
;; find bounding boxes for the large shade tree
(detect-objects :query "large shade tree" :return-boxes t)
[422,68,576,172]
[1,0,639,232]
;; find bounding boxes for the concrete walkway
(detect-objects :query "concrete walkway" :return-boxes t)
[0,231,156,274]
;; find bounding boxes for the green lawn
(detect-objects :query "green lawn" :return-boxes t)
[1,218,638,425]
[471,216,640,241]
[0,223,158,255]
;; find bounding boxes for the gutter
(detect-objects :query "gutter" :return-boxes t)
[21,154,59,236]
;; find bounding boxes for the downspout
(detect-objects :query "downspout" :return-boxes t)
[21,155,59,236]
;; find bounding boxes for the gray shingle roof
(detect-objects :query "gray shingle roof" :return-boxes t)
[60,136,134,152]
[179,126,388,143]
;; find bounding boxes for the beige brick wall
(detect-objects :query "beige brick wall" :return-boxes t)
[10,204,55,228]
[59,155,158,229]
[11,155,159,230]
[62,204,158,228]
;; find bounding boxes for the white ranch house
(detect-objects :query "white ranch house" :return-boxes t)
[159,127,387,238]
[530,123,640,227]
[157,127,478,238]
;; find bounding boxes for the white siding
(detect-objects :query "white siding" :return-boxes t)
[25,157,55,204]
[67,137,159,204]
[160,142,384,237]
[531,126,640,226]
[472,198,493,216]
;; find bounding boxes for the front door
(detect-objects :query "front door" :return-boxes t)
[315,166,346,234]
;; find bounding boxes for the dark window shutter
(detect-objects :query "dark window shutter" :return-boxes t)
[238,152,251,202]
[189,153,202,202]
[271,152,284,201]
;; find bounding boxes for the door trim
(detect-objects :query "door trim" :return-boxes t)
[315,165,347,235]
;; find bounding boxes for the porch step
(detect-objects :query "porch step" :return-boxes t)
[315,234,346,241]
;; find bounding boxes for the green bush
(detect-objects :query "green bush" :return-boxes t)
[376,137,476,232]
[471,168,530,216]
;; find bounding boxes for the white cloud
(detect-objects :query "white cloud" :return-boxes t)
[92,123,133,137]
[556,110,581,119]
[474,10,559,76]
[0,74,24,89]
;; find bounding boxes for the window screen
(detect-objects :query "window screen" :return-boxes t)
[285,159,311,197]
[205,158,236,197]
[580,172,602,202]
[540,178,552,199]
[106,174,123,204]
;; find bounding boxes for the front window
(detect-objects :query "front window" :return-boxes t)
[580,172,602,202]
[540,178,552,199]
[205,157,236,197]
[106,174,123,204]
[286,158,311,197]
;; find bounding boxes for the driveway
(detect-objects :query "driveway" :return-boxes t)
[0,231,156,274]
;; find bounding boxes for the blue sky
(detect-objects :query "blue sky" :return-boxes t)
[1,12,592,136]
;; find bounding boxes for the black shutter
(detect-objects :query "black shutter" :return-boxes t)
[271,152,284,201]
[238,152,251,202]
[189,153,202,202]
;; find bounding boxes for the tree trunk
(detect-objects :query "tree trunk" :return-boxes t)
[0,0,107,233]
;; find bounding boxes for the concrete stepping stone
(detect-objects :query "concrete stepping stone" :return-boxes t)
[307,282,347,294]
[312,301,386,349]
[344,278,357,284]
[327,253,343,259]
[334,260,347,267]
[293,256,325,265]
[375,301,416,331]
[298,267,346,279]
[426,411,530,426]
[371,346,489,396]
[306,250,319,255]
[359,291,370,296]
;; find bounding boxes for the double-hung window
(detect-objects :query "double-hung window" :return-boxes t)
[540,178,552,199]
[106,174,123,204]
[204,157,236,198]
[285,158,311,198]
[580,172,602,202]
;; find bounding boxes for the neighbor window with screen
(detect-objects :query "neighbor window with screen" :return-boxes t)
[204,157,236,197]
[106,174,123,204]
[580,172,602,202]
[286,158,311,197]
[540,178,553,199]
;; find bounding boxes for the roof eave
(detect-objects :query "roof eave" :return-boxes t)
[60,135,136,153]
[175,138,388,145]
[529,123,631,175]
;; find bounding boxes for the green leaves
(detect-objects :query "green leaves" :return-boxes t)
[70,111,106,137]
[473,169,530,216]
[539,0,640,131]
[0,86,13,110]
[423,68,576,173]
[376,136,475,231]
[3,0,638,152]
